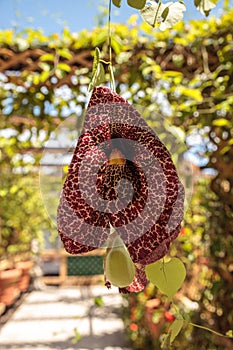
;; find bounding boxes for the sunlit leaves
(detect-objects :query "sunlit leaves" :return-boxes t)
[57,62,71,72]
[39,71,50,83]
[177,86,203,102]
[195,0,218,16]
[112,0,218,18]
[140,1,186,31]
[225,330,233,338]
[212,118,231,127]
[57,48,72,60]
[0,173,52,257]
[38,62,50,72]
[111,0,221,26]
[40,53,54,62]
[145,258,186,300]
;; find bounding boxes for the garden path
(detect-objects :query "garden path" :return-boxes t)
[0,285,131,350]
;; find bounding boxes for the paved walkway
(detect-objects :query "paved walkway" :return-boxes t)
[0,286,131,350]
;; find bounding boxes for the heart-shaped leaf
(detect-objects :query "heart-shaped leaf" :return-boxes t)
[112,0,122,8]
[194,0,217,16]
[127,0,146,10]
[145,257,186,300]
[140,1,186,31]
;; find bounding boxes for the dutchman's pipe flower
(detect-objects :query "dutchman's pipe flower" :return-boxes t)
[58,86,184,293]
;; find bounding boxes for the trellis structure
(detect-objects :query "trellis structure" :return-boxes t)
[0,39,221,88]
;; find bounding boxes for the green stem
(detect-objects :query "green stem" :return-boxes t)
[108,0,116,91]
[108,0,112,67]
[99,59,111,65]
[189,323,231,338]
[153,1,162,27]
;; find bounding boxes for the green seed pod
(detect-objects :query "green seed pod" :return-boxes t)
[105,235,135,288]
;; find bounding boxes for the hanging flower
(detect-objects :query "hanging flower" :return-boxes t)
[57,86,184,293]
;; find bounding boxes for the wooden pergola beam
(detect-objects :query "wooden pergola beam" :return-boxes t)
[0,42,221,88]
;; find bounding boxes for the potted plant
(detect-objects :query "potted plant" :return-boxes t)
[0,267,22,306]
[15,259,34,292]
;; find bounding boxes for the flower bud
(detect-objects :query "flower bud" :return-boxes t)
[105,235,135,288]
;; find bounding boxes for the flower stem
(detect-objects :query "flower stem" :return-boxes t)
[189,322,231,338]
[108,0,116,91]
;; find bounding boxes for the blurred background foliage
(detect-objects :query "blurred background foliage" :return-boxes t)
[0,5,232,349]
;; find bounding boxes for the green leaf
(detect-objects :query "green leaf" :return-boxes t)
[88,62,105,92]
[57,62,71,72]
[71,327,81,344]
[55,68,65,79]
[57,48,72,60]
[88,47,105,92]
[127,0,146,10]
[213,118,231,127]
[38,62,50,72]
[161,6,170,21]
[145,258,186,300]
[112,0,122,8]
[94,296,104,307]
[40,71,50,83]
[169,319,184,343]
[178,86,203,102]
[92,47,101,78]
[161,314,184,348]
[111,36,122,55]
[33,74,40,85]
[194,0,217,16]
[40,53,55,62]
[140,1,186,30]
[225,330,233,338]
[161,333,171,349]
[97,62,105,84]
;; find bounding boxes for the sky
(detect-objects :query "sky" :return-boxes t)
[0,0,230,35]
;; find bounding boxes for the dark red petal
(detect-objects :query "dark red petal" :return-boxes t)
[120,264,148,293]
[57,129,111,254]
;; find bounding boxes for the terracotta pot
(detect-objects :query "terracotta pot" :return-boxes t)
[144,298,164,339]
[0,302,6,316]
[15,260,34,292]
[0,268,22,306]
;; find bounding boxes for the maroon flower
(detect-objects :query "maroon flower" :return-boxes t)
[57,86,184,293]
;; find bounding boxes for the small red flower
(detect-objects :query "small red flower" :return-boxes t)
[164,311,175,323]
[129,323,139,331]
[179,228,186,236]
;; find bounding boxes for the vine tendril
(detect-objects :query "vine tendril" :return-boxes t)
[108,0,115,91]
